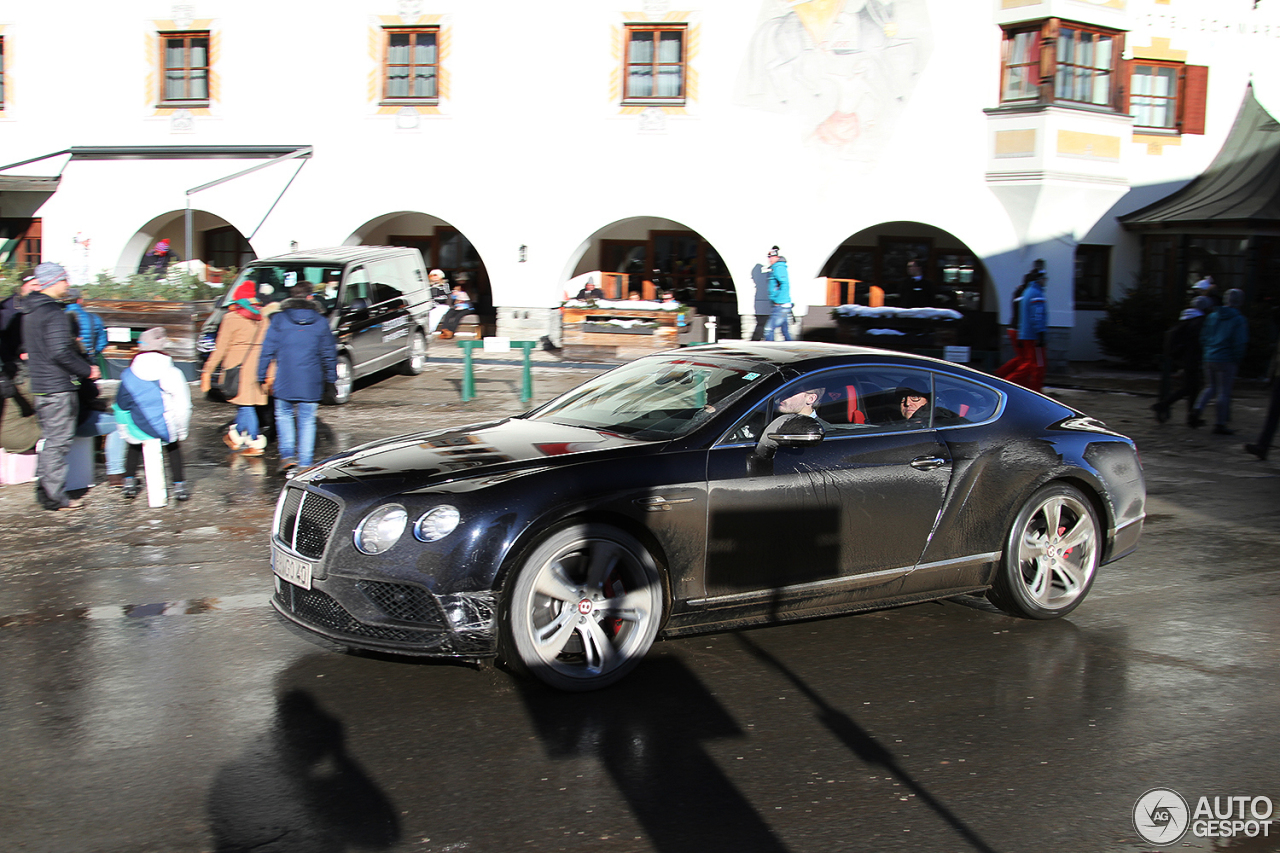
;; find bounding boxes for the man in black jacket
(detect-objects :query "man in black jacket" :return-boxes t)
[23,263,99,511]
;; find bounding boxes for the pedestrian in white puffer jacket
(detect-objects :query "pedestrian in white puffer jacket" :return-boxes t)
[113,327,193,501]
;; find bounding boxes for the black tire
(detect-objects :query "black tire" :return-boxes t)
[502,523,663,691]
[988,482,1101,619]
[400,330,427,376]
[324,355,354,405]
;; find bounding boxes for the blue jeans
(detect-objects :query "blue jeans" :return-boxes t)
[1196,361,1238,426]
[764,303,793,341]
[275,399,318,466]
[76,410,126,475]
[235,405,261,439]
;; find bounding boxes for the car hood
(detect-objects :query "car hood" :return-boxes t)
[298,418,651,491]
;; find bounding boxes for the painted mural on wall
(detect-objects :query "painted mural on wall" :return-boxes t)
[737,0,933,162]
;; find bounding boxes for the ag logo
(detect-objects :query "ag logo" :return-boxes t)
[1134,787,1190,845]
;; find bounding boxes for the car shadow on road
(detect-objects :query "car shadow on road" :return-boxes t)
[734,633,1003,853]
[517,655,791,853]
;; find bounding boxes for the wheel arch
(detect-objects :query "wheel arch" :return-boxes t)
[492,509,674,629]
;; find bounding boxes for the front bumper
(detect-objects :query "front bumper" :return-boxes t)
[272,575,499,658]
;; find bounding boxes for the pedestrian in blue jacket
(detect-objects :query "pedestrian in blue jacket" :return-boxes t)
[64,289,108,360]
[257,286,337,475]
[764,246,793,341]
[1192,288,1249,434]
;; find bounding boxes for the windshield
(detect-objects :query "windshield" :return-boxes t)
[524,357,771,440]
[222,263,345,306]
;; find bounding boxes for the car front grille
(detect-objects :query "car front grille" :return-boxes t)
[275,584,442,643]
[356,580,445,625]
[276,488,341,560]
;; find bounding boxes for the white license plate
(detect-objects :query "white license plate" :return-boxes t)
[272,546,314,590]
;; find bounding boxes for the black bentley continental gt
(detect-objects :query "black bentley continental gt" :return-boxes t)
[270,342,1145,690]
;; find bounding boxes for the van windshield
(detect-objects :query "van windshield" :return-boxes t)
[223,264,345,306]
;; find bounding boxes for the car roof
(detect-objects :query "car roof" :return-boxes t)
[639,342,1017,389]
[646,341,948,369]
[246,246,420,266]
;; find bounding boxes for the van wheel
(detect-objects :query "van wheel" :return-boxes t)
[325,355,353,405]
[401,330,427,375]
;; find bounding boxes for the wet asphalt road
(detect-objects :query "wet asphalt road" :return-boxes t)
[1,357,1277,853]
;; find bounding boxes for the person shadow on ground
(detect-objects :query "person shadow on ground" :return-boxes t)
[207,689,399,853]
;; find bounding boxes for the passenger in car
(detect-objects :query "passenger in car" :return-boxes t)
[895,384,932,427]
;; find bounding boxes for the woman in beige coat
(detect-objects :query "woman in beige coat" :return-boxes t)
[200,281,270,454]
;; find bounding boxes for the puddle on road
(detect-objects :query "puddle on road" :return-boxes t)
[0,593,271,628]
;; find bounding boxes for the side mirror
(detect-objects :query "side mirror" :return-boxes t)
[754,414,824,460]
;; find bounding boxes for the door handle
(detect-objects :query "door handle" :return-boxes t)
[635,495,696,512]
[910,456,947,471]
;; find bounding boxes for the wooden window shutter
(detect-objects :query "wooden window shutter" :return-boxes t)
[1180,65,1209,135]
[1039,19,1059,102]
[1117,58,1131,115]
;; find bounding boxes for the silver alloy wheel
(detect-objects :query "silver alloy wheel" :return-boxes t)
[402,330,427,375]
[992,483,1100,618]
[506,524,663,691]
[331,355,353,405]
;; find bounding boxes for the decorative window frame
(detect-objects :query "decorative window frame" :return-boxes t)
[370,14,449,117]
[612,12,699,117]
[146,19,218,117]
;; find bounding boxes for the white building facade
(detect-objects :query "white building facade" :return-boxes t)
[2,0,1278,358]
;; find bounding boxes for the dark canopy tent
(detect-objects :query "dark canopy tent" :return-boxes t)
[1121,84,1280,232]
[1120,84,1280,314]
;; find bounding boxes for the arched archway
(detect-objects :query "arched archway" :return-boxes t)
[125,210,254,282]
[571,216,740,338]
[817,221,1000,362]
[352,211,493,333]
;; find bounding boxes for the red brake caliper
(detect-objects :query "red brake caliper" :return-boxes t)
[1059,526,1072,557]
[602,572,625,637]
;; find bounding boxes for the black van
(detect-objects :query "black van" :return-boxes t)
[198,246,434,404]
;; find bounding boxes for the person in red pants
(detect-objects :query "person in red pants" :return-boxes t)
[997,260,1048,391]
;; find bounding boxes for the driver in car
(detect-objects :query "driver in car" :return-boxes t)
[777,386,826,419]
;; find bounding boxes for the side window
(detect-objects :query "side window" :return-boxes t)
[718,366,937,444]
[366,259,404,304]
[341,267,370,312]
[370,282,402,305]
[933,374,1002,427]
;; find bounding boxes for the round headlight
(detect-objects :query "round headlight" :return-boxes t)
[414,505,461,542]
[353,504,408,555]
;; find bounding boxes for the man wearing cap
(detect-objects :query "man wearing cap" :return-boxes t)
[23,262,100,511]
[764,246,793,341]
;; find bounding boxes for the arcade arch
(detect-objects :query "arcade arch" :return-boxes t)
[817,221,1000,359]
[353,211,492,333]
[125,209,253,282]
[570,216,740,338]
